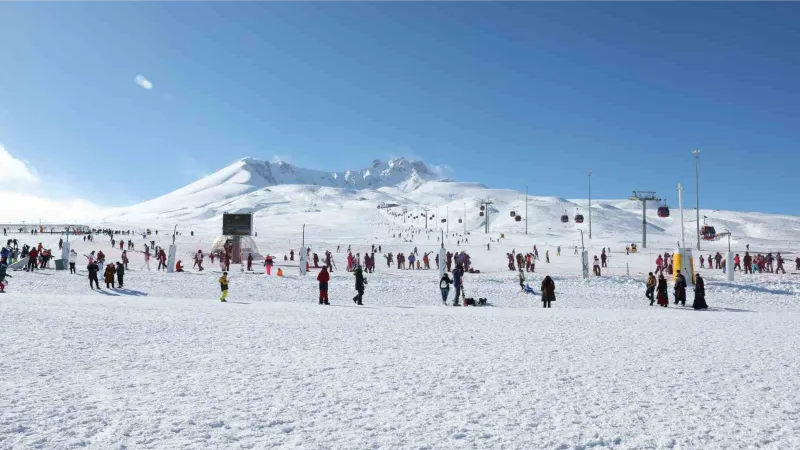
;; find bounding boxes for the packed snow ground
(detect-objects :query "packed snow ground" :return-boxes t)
[2,218,800,449]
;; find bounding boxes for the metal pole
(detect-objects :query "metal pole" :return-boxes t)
[463,203,466,235]
[693,149,701,251]
[302,224,305,248]
[525,185,528,235]
[642,199,647,248]
[446,206,449,234]
[441,229,444,249]
[678,183,685,248]
[588,170,592,239]
[173,224,177,245]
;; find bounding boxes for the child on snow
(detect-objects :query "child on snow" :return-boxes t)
[440,273,452,304]
[219,272,229,302]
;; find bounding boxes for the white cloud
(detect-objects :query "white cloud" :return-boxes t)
[0,144,39,183]
[135,74,153,90]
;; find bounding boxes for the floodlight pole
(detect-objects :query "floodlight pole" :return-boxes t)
[678,183,685,248]
[587,170,592,239]
[693,149,701,251]
[172,224,177,245]
[525,185,528,235]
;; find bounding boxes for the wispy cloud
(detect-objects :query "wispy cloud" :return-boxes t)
[0,143,39,183]
[135,74,153,90]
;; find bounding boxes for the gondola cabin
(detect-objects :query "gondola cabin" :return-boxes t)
[458,219,463,223]
[480,205,485,211]
[510,211,516,217]
[515,215,522,222]
[701,225,716,239]
[658,206,670,218]
[479,212,485,217]
[575,214,584,223]
[560,215,569,223]
[441,218,446,223]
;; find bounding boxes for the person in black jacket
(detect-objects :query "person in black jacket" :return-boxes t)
[116,261,125,288]
[693,274,708,310]
[353,265,365,305]
[87,261,100,289]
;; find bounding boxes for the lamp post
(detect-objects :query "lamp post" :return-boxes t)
[693,149,701,251]
[587,170,592,239]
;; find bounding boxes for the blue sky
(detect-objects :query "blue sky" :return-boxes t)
[1,3,799,213]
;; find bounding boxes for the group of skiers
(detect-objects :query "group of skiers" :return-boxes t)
[645,272,707,309]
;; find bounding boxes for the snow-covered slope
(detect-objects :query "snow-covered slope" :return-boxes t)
[106,158,800,251]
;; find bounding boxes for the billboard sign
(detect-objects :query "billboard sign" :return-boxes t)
[222,213,253,236]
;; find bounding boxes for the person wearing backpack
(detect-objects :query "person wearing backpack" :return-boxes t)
[440,272,452,304]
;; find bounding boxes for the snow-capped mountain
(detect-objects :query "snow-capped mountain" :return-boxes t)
[122,157,441,215]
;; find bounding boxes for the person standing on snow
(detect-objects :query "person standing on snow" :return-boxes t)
[518,268,526,291]
[353,265,365,305]
[440,272,452,304]
[693,274,708,309]
[541,276,555,308]
[645,272,656,306]
[68,249,77,274]
[733,254,741,271]
[546,250,550,263]
[87,260,100,289]
[264,254,274,275]
[246,253,253,271]
[116,261,125,288]
[219,272,229,302]
[317,266,330,305]
[656,274,669,307]
[452,263,464,306]
[600,249,607,268]
[775,253,786,274]
[104,263,116,289]
[699,255,705,268]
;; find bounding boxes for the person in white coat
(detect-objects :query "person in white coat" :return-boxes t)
[68,249,78,274]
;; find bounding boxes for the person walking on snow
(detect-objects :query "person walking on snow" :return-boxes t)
[541,276,555,308]
[600,249,607,268]
[776,253,786,274]
[674,272,687,306]
[0,263,11,293]
[219,272,229,302]
[247,253,253,271]
[518,268,526,291]
[545,250,550,263]
[317,266,330,305]
[264,254,274,275]
[440,272,452,304]
[645,272,656,305]
[699,255,705,268]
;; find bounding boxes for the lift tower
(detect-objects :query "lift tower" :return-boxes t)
[629,191,660,249]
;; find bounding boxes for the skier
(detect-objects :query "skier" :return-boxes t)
[439,272,452,304]
[645,272,656,306]
[656,274,669,307]
[693,274,708,309]
[69,249,77,274]
[518,268,525,291]
[219,272,229,302]
[674,272,687,306]
[104,263,116,289]
[353,265,365,305]
[541,275,555,308]
[116,261,125,288]
[452,263,464,307]
[317,266,330,305]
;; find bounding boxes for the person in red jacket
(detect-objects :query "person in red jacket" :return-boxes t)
[317,266,330,305]
[26,248,38,272]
